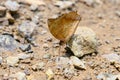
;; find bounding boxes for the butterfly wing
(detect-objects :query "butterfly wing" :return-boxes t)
[48,11,81,42]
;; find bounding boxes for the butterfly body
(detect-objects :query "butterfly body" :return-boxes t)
[48,11,81,43]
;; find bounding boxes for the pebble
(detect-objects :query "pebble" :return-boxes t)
[0,34,18,51]
[46,68,54,80]
[30,4,38,11]
[63,67,75,79]
[19,44,31,52]
[0,56,2,64]
[70,56,86,70]
[43,43,49,51]
[83,0,103,7]
[31,15,39,24]
[108,0,120,4]
[115,10,120,17]
[55,57,70,70]
[32,62,45,70]
[20,0,46,6]
[6,56,19,66]
[43,53,51,59]
[0,6,6,17]
[67,27,97,57]
[18,20,37,38]
[5,0,20,11]
[43,43,49,48]
[97,73,120,80]
[17,53,31,60]
[41,30,47,35]
[102,53,120,63]
[54,1,74,9]
[10,72,26,80]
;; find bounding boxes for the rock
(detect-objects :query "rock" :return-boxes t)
[102,53,120,63]
[0,34,18,51]
[42,43,49,51]
[55,57,70,70]
[18,20,37,38]
[54,1,74,9]
[31,15,39,24]
[70,56,86,70]
[24,69,30,75]
[41,30,47,35]
[10,72,26,80]
[63,67,75,79]
[20,0,45,5]
[46,68,54,80]
[83,0,103,7]
[6,56,19,66]
[115,10,120,17]
[0,6,6,17]
[108,0,120,4]
[5,0,20,11]
[19,44,31,52]
[43,53,51,59]
[30,4,38,11]
[97,73,120,80]
[0,56,2,64]
[17,53,31,60]
[43,43,49,48]
[67,27,97,57]
[32,62,45,70]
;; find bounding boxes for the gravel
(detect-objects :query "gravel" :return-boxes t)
[5,0,20,11]
[0,34,18,51]
[6,56,19,66]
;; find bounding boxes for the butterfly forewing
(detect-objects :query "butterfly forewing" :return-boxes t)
[48,11,81,42]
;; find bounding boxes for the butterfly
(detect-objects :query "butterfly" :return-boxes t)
[48,11,81,45]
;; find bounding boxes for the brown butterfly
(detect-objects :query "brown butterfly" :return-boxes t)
[48,11,81,45]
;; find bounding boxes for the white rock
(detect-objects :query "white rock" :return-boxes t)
[67,27,97,57]
[20,0,46,5]
[19,44,31,52]
[84,0,102,7]
[43,53,51,59]
[108,0,120,4]
[0,35,18,51]
[97,73,120,80]
[6,56,19,66]
[102,53,120,63]
[54,1,74,9]
[70,56,86,69]
[18,20,37,37]
[55,57,70,69]
[10,72,26,80]
[5,0,20,11]
[42,43,49,48]
[17,53,30,60]
[30,4,38,11]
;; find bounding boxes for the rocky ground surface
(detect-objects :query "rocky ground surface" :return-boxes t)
[0,0,120,80]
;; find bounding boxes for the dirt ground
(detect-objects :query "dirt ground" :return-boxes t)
[0,0,120,80]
